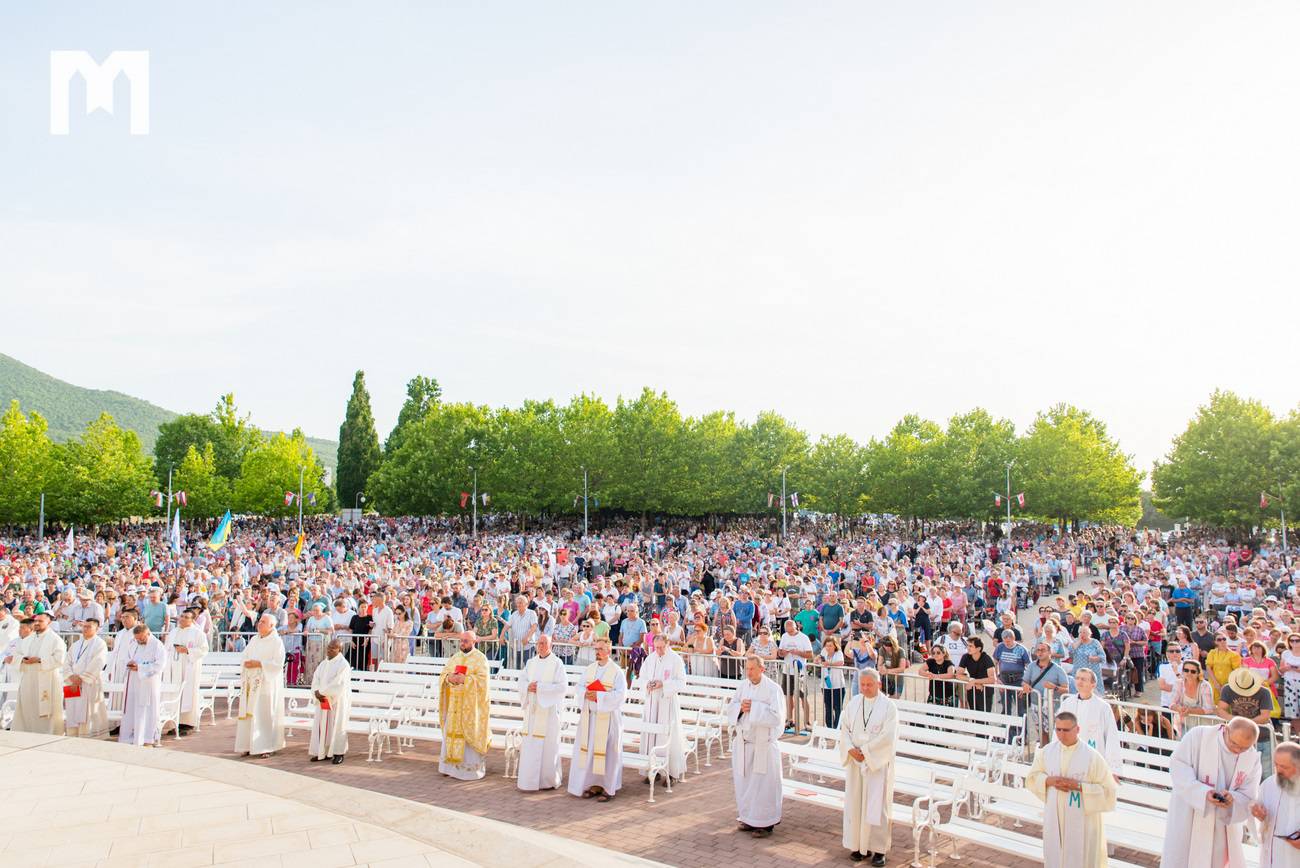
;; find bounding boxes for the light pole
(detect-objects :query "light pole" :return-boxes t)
[781,466,787,541]
[582,465,589,538]
[1263,488,1289,566]
[355,491,365,512]
[991,459,1017,543]
[297,464,305,535]
[468,438,478,537]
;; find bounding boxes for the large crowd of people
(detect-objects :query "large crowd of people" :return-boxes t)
[2,514,1298,864]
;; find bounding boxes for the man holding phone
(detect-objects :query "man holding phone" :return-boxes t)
[1161,716,1262,868]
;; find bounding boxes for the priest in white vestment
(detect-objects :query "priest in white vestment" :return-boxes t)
[1027,710,1119,868]
[2,618,32,685]
[64,618,109,737]
[12,613,66,734]
[0,608,19,667]
[165,609,208,732]
[309,639,352,764]
[634,633,688,783]
[119,624,167,746]
[518,634,568,791]
[106,609,140,721]
[1057,668,1122,773]
[838,668,899,865]
[1161,717,1263,868]
[568,637,626,801]
[726,655,785,837]
[1251,741,1300,868]
[235,614,287,758]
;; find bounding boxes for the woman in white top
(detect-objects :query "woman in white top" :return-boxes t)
[818,637,846,728]
[1280,631,1300,737]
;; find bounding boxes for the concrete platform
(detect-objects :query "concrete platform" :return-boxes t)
[0,730,664,868]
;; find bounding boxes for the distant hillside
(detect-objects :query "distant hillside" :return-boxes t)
[0,353,337,471]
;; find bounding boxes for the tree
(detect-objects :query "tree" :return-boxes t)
[233,430,331,518]
[210,394,264,480]
[173,442,231,519]
[368,403,490,515]
[558,393,616,515]
[153,413,221,486]
[608,388,688,523]
[1152,391,1300,538]
[729,412,810,516]
[934,409,1017,519]
[385,375,442,454]
[48,413,156,525]
[336,370,381,509]
[677,411,740,517]
[866,415,945,520]
[1020,404,1142,527]
[806,434,868,530]
[0,401,56,526]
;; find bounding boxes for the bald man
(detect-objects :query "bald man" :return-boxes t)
[1162,716,1262,868]
[235,614,286,758]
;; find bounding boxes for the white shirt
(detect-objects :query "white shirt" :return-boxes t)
[778,632,812,675]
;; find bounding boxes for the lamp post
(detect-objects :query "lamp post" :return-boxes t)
[468,438,478,537]
[990,459,1017,543]
[582,465,589,538]
[1263,488,1289,566]
[297,464,305,535]
[781,466,787,542]
[355,491,365,512]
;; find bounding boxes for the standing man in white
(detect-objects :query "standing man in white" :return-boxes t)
[1027,710,1119,868]
[309,638,352,764]
[568,637,626,802]
[839,669,899,865]
[64,618,109,737]
[165,608,208,734]
[235,614,287,759]
[727,655,785,838]
[12,612,67,734]
[119,624,167,747]
[517,633,567,791]
[635,633,688,784]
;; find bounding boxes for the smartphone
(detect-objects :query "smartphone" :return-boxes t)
[1210,792,1228,804]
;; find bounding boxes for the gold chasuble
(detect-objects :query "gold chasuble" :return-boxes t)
[440,648,490,764]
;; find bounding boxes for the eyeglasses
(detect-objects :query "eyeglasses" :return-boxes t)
[1182,668,1200,674]
[1215,638,1227,643]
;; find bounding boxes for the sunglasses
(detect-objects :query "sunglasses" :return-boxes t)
[1182,668,1200,674]
[1215,638,1227,643]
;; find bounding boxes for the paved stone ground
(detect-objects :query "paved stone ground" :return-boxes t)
[167,717,1156,868]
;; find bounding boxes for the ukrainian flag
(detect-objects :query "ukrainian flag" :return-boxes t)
[208,510,232,551]
[293,533,304,559]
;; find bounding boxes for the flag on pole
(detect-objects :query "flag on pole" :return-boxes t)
[143,539,154,577]
[170,510,182,554]
[790,492,799,508]
[174,491,187,506]
[284,491,296,506]
[767,492,775,508]
[293,533,305,559]
[994,494,1002,507]
[64,526,75,556]
[481,493,490,506]
[459,492,470,509]
[1017,492,1026,509]
[574,496,579,507]
[307,492,317,506]
[1262,493,1270,509]
[208,510,232,551]
[151,490,163,507]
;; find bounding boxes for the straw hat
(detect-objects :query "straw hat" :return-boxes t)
[1227,667,1264,697]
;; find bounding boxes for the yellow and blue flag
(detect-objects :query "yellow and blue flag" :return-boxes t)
[208,510,232,551]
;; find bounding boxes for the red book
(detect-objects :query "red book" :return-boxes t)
[454,665,468,676]
[320,697,330,710]
[585,680,606,693]
[63,685,80,699]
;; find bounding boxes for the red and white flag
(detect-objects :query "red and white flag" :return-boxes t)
[1017,492,1026,509]
[459,491,470,509]
[174,491,187,506]
[1261,493,1270,509]
[284,491,296,506]
[994,494,1002,507]
[767,492,775,508]
[150,490,163,507]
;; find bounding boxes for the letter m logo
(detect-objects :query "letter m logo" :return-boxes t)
[50,50,150,135]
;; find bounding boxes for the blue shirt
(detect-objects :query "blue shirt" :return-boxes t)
[1171,587,1196,609]
[732,600,755,626]
[619,618,647,649]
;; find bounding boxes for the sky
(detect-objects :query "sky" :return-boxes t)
[2,3,1298,475]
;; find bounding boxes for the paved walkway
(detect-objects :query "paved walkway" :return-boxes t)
[166,717,1156,867]
[0,730,659,868]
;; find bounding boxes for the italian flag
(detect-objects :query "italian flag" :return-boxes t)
[143,540,154,578]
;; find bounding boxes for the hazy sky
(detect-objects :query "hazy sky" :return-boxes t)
[3,3,1298,475]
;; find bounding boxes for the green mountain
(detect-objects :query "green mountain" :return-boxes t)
[0,353,337,471]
